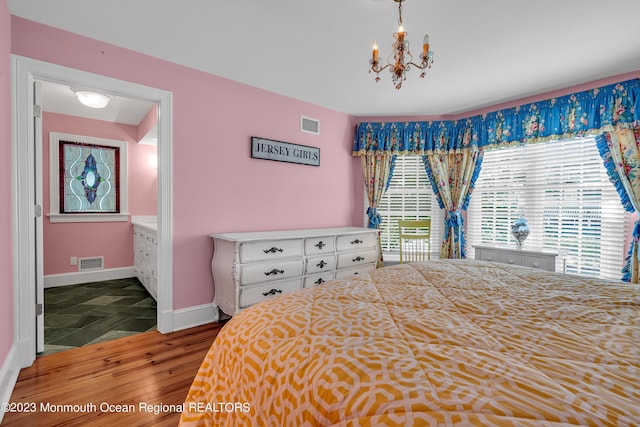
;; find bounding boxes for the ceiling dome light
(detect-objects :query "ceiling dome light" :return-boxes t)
[72,88,112,109]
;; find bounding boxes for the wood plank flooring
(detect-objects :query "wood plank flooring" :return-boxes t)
[3,321,227,426]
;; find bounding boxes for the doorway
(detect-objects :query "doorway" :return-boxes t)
[38,79,159,355]
[12,55,174,368]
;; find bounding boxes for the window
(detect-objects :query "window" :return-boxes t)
[377,156,443,259]
[466,137,627,280]
[49,132,128,222]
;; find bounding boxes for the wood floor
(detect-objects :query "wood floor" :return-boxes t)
[3,321,227,426]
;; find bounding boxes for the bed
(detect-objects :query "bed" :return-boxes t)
[180,259,639,426]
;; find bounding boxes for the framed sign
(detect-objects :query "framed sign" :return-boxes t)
[251,137,320,167]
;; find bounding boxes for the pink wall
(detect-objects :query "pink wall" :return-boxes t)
[43,112,158,275]
[0,0,14,366]
[11,17,364,309]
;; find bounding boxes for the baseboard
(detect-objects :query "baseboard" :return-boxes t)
[0,345,20,423]
[172,303,220,332]
[44,267,136,288]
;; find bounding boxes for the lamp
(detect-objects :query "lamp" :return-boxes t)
[72,88,112,109]
[369,0,434,89]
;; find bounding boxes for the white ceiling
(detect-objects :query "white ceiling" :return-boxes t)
[9,0,640,118]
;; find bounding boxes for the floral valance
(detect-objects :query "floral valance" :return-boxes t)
[353,78,640,155]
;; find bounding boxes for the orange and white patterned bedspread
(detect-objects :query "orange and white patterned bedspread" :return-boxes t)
[180,260,640,426]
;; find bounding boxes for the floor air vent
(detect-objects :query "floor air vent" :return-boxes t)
[78,256,104,272]
[301,116,320,135]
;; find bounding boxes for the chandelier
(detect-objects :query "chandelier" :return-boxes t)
[369,0,434,89]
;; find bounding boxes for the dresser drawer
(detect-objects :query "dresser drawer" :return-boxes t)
[239,279,302,308]
[336,232,377,252]
[337,249,377,269]
[335,264,375,279]
[522,255,554,271]
[239,258,304,285]
[306,255,336,275]
[240,239,303,263]
[303,272,335,288]
[305,236,335,255]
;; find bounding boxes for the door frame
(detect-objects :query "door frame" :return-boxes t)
[11,55,174,367]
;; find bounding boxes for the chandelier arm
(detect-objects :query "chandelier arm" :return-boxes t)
[371,63,393,74]
[407,61,430,70]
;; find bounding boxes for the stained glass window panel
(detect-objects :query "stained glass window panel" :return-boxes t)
[60,141,120,213]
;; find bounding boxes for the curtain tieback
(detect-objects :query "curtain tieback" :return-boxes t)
[367,207,382,229]
[444,210,463,239]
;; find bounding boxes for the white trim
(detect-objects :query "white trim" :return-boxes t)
[43,267,135,288]
[11,55,174,368]
[172,303,220,332]
[49,132,128,221]
[48,213,130,223]
[0,345,20,424]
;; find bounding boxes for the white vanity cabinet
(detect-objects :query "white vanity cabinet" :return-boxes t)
[132,218,158,300]
[210,227,379,316]
[474,245,559,272]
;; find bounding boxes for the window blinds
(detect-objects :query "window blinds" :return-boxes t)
[378,156,444,258]
[466,137,627,280]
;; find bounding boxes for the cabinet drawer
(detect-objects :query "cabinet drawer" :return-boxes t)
[337,249,377,269]
[335,264,375,279]
[336,233,377,252]
[306,255,336,275]
[240,239,303,263]
[239,279,302,308]
[304,272,335,288]
[522,255,554,271]
[239,258,304,285]
[478,250,522,265]
[305,236,335,255]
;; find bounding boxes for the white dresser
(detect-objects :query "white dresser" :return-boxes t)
[210,227,379,316]
[474,245,559,272]
[132,217,158,300]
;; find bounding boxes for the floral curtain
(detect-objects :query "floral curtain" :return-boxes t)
[361,153,396,267]
[596,127,640,282]
[353,77,640,269]
[353,79,640,155]
[423,150,483,259]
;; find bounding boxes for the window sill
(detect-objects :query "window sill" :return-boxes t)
[48,213,130,223]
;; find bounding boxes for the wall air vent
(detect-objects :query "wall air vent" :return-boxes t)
[78,256,104,272]
[301,116,320,135]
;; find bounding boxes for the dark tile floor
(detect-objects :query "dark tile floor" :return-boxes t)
[41,277,156,356]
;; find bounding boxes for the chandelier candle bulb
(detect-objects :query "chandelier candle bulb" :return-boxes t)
[373,42,378,61]
[398,26,405,42]
[422,34,429,57]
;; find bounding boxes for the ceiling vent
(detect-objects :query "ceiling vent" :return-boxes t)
[301,116,320,135]
[78,256,104,272]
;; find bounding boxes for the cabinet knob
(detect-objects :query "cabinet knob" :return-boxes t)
[317,260,328,268]
[315,241,326,249]
[314,278,325,285]
[262,288,283,296]
[350,239,363,245]
[353,256,365,262]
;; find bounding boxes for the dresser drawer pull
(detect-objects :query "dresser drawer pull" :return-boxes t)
[352,256,365,262]
[264,268,285,276]
[263,247,284,254]
[262,288,283,296]
[350,239,363,245]
[315,278,325,285]
[316,260,328,268]
[315,241,326,249]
